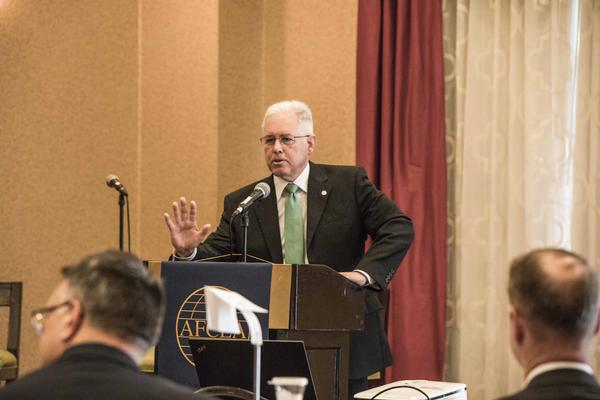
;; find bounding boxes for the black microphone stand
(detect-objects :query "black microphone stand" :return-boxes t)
[118,192,126,251]
[240,210,249,262]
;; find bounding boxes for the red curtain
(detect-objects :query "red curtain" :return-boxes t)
[356,0,447,380]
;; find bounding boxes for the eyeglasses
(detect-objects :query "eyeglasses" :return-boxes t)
[259,134,312,146]
[30,300,73,335]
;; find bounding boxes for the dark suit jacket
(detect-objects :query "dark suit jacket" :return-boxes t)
[498,368,600,400]
[191,162,414,378]
[0,344,214,400]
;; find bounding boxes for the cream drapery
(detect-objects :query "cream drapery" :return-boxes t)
[443,0,600,398]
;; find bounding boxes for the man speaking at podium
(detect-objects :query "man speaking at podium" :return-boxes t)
[164,100,414,398]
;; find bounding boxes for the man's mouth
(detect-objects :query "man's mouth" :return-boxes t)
[272,159,286,166]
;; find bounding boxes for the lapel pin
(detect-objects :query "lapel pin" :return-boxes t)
[321,190,327,196]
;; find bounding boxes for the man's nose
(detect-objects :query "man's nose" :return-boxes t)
[272,138,284,152]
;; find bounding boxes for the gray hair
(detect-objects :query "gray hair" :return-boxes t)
[262,100,314,135]
[61,250,165,349]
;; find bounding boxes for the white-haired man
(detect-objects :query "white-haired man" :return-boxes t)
[165,100,414,399]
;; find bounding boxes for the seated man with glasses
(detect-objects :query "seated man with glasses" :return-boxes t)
[164,100,414,399]
[0,250,214,400]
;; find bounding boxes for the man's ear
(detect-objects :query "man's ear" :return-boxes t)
[307,134,316,154]
[510,304,525,345]
[59,299,83,343]
[594,309,600,335]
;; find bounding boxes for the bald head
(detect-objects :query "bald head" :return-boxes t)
[509,248,599,342]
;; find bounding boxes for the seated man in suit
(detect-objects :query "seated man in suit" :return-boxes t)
[0,250,214,400]
[499,248,600,399]
[164,100,414,399]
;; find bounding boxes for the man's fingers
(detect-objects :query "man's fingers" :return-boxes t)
[339,271,367,286]
[199,224,212,242]
[189,200,198,222]
[179,197,189,222]
[172,201,182,225]
[163,213,175,232]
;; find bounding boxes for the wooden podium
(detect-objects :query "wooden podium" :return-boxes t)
[150,261,365,400]
[270,263,364,400]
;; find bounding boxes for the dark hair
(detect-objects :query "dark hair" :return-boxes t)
[61,250,165,348]
[508,248,599,341]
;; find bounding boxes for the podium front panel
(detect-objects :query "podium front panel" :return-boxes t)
[156,261,272,387]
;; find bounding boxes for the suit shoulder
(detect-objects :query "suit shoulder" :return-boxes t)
[312,163,368,179]
[0,371,45,399]
[314,163,364,172]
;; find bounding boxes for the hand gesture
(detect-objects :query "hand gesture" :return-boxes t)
[163,197,211,257]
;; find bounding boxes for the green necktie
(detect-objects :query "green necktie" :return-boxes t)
[283,183,304,264]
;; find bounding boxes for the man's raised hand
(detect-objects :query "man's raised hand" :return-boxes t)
[163,197,211,257]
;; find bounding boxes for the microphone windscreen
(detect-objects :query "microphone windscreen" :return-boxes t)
[106,174,119,187]
[255,182,271,198]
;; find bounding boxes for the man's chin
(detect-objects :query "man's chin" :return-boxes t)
[270,167,291,180]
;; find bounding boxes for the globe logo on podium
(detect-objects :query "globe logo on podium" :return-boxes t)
[176,286,250,365]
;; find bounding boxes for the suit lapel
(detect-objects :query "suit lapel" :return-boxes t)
[252,176,283,263]
[306,163,330,251]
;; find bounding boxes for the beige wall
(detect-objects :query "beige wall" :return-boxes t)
[0,0,356,374]
[140,1,220,261]
[0,0,140,374]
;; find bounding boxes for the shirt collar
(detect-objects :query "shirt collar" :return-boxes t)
[273,163,310,200]
[523,361,593,388]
